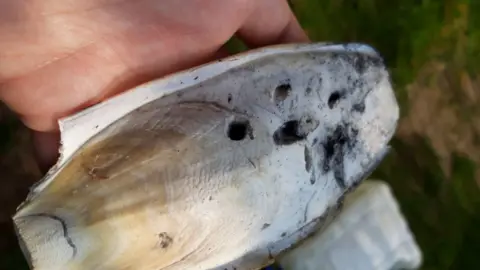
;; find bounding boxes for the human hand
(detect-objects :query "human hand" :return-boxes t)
[0,0,308,170]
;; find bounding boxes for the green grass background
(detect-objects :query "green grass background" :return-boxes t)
[1,0,480,269]
[285,1,480,269]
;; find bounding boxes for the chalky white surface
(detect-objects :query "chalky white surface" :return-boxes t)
[279,180,422,270]
[15,42,400,270]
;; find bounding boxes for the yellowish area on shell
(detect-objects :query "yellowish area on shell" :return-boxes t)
[13,42,399,270]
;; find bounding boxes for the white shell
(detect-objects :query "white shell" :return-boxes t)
[278,180,423,270]
[13,43,399,270]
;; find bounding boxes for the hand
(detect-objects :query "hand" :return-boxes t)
[0,0,308,170]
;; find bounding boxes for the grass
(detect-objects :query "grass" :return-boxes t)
[374,137,480,270]
[288,0,480,269]
[1,0,479,269]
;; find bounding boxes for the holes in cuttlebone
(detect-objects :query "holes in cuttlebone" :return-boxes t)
[227,119,253,141]
[328,90,345,109]
[273,120,307,145]
[274,83,292,104]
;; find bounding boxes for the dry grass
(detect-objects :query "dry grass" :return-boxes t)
[398,62,480,182]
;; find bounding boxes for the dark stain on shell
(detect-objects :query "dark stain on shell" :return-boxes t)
[310,169,316,185]
[353,53,369,74]
[320,124,359,189]
[348,52,384,74]
[304,146,312,172]
[305,87,313,95]
[261,223,271,230]
[327,90,346,109]
[352,102,366,113]
[158,232,173,249]
[273,120,307,145]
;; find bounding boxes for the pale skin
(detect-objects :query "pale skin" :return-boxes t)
[0,0,309,170]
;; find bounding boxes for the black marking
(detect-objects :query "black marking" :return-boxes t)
[25,213,77,258]
[352,102,366,113]
[350,53,384,74]
[194,76,199,80]
[310,169,316,185]
[352,78,366,90]
[273,120,307,145]
[354,54,368,74]
[247,126,254,140]
[321,124,358,189]
[158,232,173,249]
[281,232,287,237]
[305,87,313,95]
[304,146,312,172]
[351,127,359,140]
[261,223,271,230]
[327,90,345,109]
[322,127,347,170]
[247,158,256,168]
[333,151,346,189]
[227,93,232,104]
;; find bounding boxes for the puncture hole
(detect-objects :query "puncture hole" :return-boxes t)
[328,91,342,109]
[227,120,251,141]
[274,83,292,103]
[273,120,306,145]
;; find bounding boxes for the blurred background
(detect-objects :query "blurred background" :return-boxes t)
[1,0,479,269]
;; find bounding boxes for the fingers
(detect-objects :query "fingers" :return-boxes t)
[5,0,306,170]
[238,0,309,48]
[30,46,232,170]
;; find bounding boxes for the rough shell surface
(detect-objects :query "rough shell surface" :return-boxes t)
[13,43,399,270]
[278,180,423,270]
